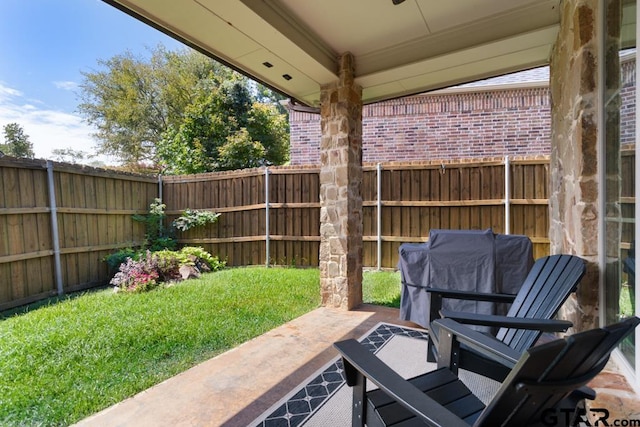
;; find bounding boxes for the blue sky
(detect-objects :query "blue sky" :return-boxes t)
[0,0,183,162]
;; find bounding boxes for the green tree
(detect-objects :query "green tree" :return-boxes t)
[157,79,289,174]
[1,123,35,158]
[78,45,288,171]
[218,128,266,170]
[246,102,289,166]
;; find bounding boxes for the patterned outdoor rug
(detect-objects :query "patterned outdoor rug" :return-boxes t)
[250,322,500,427]
[250,322,501,427]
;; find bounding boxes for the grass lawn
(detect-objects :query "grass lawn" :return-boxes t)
[0,267,400,427]
[363,269,401,307]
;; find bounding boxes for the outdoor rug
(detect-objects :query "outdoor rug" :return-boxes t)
[250,322,500,427]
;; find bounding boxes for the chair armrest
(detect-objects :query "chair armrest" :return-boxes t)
[439,310,573,332]
[425,287,516,303]
[334,339,468,427]
[571,386,596,401]
[433,318,521,368]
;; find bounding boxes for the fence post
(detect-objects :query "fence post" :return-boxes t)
[265,167,270,267]
[46,161,64,296]
[504,156,510,235]
[377,162,382,271]
[158,174,164,236]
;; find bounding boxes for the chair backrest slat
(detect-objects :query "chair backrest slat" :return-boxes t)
[496,255,585,352]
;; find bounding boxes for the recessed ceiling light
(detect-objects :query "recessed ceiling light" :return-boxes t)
[282,74,292,81]
[262,62,273,68]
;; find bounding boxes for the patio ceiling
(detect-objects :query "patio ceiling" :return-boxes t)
[103,0,561,106]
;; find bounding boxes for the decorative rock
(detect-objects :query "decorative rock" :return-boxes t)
[179,265,200,280]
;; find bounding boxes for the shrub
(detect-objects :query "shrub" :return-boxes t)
[152,250,185,282]
[149,236,177,252]
[180,246,226,271]
[103,248,138,271]
[109,247,223,293]
[110,251,160,293]
[172,209,220,232]
[133,198,177,250]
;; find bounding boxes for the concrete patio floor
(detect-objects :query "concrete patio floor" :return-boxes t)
[74,305,640,427]
[74,304,414,427]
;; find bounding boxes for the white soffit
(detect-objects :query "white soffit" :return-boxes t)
[103,0,561,106]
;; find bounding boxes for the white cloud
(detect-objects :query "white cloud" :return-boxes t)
[0,82,116,164]
[54,81,78,91]
[0,84,22,101]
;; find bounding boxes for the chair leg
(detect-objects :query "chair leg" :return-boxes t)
[343,358,366,426]
[437,327,460,375]
[428,293,443,328]
[427,293,443,363]
[427,339,437,363]
[351,377,366,427]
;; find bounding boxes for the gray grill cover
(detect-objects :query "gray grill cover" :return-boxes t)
[399,229,533,329]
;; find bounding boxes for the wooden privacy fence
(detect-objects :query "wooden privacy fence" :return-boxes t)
[1,155,561,310]
[162,166,321,268]
[0,157,158,310]
[164,156,552,269]
[362,157,551,266]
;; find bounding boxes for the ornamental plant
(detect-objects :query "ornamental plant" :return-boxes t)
[108,247,225,293]
[172,209,220,232]
[110,251,160,293]
[132,198,177,251]
[180,246,222,270]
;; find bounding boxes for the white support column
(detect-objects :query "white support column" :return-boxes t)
[265,167,270,267]
[377,162,382,271]
[504,156,510,235]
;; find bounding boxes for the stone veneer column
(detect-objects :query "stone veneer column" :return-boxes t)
[549,0,602,331]
[319,53,363,309]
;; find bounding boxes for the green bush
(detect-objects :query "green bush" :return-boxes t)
[172,209,220,232]
[104,199,226,288]
[103,248,138,271]
[108,247,224,293]
[132,198,177,250]
[180,246,226,271]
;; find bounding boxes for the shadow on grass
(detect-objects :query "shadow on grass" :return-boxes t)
[0,286,109,321]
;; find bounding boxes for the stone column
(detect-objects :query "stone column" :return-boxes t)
[319,53,363,309]
[549,0,602,331]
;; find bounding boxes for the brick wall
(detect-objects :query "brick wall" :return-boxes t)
[621,58,636,148]
[289,55,635,165]
[289,85,552,165]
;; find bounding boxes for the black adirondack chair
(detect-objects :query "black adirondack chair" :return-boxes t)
[335,316,640,427]
[427,254,586,380]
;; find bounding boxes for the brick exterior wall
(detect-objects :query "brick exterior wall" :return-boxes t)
[621,58,636,149]
[289,85,552,165]
[289,57,634,166]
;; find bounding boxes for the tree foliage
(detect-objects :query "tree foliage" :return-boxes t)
[51,148,88,164]
[157,79,289,174]
[78,45,289,172]
[1,123,35,158]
